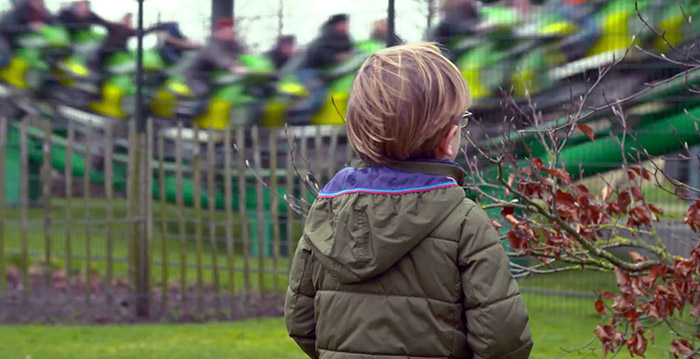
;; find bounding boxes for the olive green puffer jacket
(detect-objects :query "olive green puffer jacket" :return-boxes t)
[285,160,532,359]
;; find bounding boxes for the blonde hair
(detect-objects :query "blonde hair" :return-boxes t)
[346,42,471,163]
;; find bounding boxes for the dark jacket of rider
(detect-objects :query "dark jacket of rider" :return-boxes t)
[0,0,55,46]
[302,15,353,69]
[57,6,106,36]
[429,0,480,46]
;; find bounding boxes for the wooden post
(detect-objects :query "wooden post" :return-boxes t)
[0,117,6,295]
[19,119,29,303]
[207,127,221,311]
[236,128,250,295]
[157,130,168,310]
[64,120,74,296]
[42,120,52,295]
[269,131,280,292]
[83,126,92,305]
[192,126,204,311]
[223,127,235,308]
[104,121,114,304]
[175,123,187,302]
[252,126,265,293]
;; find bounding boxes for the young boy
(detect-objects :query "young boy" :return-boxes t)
[284,43,532,359]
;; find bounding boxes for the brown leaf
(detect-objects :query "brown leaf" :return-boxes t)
[531,158,544,170]
[629,251,648,263]
[631,186,644,202]
[507,231,529,252]
[602,186,614,201]
[629,167,651,181]
[577,123,596,141]
[541,167,572,184]
[600,290,616,299]
[649,204,664,215]
[505,214,520,226]
[671,339,694,358]
[623,308,641,322]
[618,191,632,213]
[684,200,700,233]
[626,331,648,357]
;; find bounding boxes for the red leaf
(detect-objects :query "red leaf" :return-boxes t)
[531,158,544,170]
[629,167,651,181]
[595,299,606,314]
[507,231,528,252]
[618,191,632,212]
[649,204,664,215]
[501,206,515,217]
[648,330,655,344]
[671,339,694,358]
[626,331,648,357]
[577,123,596,141]
[541,168,573,185]
[684,200,700,233]
[631,187,644,202]
[623,308,641,322]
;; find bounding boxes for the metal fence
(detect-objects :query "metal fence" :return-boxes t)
[0,114,358,322]
[1,105,700,323]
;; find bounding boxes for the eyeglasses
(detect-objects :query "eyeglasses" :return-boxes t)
[461,110,472,128]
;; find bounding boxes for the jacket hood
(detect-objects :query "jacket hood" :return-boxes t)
[303,160,466,284]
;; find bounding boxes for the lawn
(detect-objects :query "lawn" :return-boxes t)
[0,292,679,359]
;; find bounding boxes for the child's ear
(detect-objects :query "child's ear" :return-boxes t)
[438,125,460,158]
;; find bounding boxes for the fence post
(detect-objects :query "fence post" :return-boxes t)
[192,126,204,312]
[252,126,265,293]
[223,126,235,311]
[104,121,114,304]
[128,119,150,318]
[0,116,7,295]
[206,127,221,312]
[83,126,92,305]
[175,123,187,304]
[157,128,168,311]
[64,120,74,297]
[236,127,251,295]
[19,119,29,303]
[42,120,52,297]
[269,131,280,292]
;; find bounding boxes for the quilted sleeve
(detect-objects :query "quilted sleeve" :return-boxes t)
[458,203,533,359]
[284,238,319,359]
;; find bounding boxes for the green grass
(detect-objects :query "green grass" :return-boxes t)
[0,293,679,359]
[2,198,304,292]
